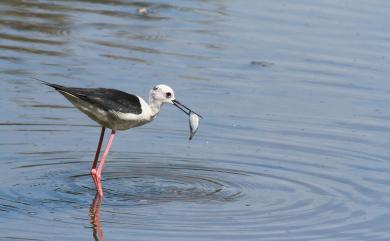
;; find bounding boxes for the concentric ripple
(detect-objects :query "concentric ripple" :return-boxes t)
[1,144,388,241]
[2,0,390,240]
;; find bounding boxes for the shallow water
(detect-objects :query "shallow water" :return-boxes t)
[1,0,390,240]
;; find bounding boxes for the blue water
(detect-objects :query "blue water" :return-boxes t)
[1,1,390,240]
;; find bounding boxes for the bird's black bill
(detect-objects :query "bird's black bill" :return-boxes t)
[173,100,203,118]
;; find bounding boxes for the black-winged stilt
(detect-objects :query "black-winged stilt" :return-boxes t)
[41,80,202,197]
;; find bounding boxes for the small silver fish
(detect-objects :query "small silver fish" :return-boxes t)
[189,112,200,140]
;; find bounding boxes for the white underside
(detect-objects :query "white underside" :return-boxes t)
[59,91,154,130]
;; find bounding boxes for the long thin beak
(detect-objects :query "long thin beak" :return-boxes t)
[173,100,203,118]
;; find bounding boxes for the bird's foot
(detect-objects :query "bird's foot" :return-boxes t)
[91,169,104,197]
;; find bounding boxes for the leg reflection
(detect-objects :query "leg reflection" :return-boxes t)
[90,193,106,241]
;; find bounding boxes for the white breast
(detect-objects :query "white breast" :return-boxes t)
[109,96,154,130]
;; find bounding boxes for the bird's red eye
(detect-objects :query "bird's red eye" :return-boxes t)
[166,92,172,98]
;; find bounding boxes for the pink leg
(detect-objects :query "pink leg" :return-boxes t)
[91,127,106,187]
[92,129,116,197]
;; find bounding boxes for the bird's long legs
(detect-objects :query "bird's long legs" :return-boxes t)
[91,127,106,188]
[91,129,116,197]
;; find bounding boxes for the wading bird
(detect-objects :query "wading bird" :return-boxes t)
[41,81,201,197]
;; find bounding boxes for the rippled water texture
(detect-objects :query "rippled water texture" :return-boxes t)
[1,0,390,240]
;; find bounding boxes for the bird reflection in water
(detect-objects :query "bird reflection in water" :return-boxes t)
[90,193,106,241]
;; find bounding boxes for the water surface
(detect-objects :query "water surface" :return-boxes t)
[1,0,390,240]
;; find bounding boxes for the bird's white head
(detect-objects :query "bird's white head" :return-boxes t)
[148,84,203,119]
[149,84,175,104]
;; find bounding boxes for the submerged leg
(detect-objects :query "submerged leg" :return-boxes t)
[90,193,105,241]
[92,129,116,197]
[91,127,106,186]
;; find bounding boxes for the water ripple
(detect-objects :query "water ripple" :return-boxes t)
[0,147,387,240]
[1,0,390,240]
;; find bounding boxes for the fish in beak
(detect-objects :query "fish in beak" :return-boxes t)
[172,100,203,118]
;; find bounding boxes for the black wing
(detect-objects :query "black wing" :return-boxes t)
[44,82,142,114]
